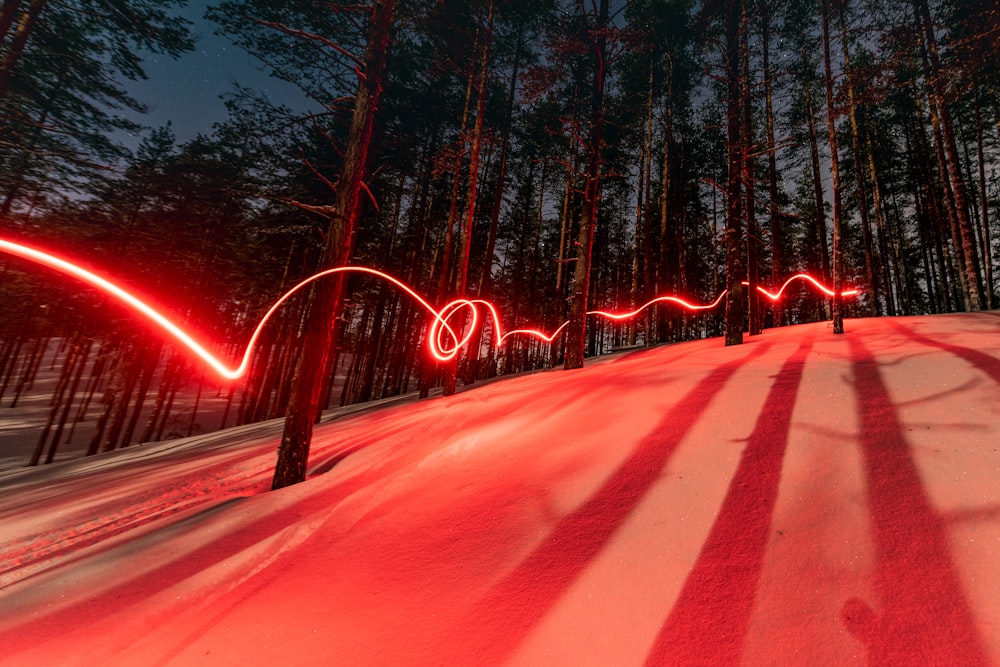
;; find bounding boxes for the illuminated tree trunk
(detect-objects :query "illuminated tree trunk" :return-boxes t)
[564,0,608,370]
[445,0,493,396]
[272,0,394,491]
[724,0,744,347]
[821,0,844,333]
[741,1,760,337]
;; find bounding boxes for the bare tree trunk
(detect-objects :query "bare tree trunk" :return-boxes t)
[629,62,654,346]
[867,130,896,315]
[465,28,521,384]
[120,340,161,446]
[272,0,394,490]
[762,10,783,327]
[657,70,676,344]
[802,44,831,311]
[724,0,745,346]
[444,0,494,396]
[839,3,878,315]
[10,335,46,407]
[821,0,844,333]
[741,1,760,336]
[975,97,993,308]
[45,337,90,464]
[30,335,81,465]
[927,93,970,310]
[914,0,983,309]
[564,0,609,369]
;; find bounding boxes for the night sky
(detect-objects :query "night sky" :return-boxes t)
[123,0,315,146]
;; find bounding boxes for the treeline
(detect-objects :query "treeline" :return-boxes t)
[1,0,997,468]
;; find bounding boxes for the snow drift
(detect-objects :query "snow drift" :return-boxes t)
[0,312,998,665]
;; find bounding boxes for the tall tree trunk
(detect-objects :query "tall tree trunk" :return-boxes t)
[629,61,654,346]
[465,27,521,383]
[724,0,745,346]
[975,97,993,308]
[657,68,676,344]
[821,0,845,333]
[272,0,394,490]
[914,0,983,309]
[761,10,783,327]
[30,334,80,466]
[927,93,970,309]
[564,0,609,369]
[803,48,831,315]
[742,1,760,336]
[839,3,878,315]
[867,129,896,315]
[120,340,162,446]
[444,0,493,396]
[45,337,90,464]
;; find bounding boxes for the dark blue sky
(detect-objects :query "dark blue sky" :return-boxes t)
[123,1,315,146]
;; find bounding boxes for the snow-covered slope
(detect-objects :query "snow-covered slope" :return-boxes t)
[1,313,998,666]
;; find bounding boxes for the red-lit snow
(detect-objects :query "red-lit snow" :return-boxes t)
[1,313,998,665]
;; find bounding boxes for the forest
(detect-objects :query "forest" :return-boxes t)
[0,0,997,484]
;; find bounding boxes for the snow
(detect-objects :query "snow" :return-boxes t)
[0,312,998,665]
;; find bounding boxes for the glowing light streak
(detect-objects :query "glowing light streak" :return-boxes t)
[498,321,571,346]
[0,237,858,383]
[746,273,860,301]
[588,292,729,321]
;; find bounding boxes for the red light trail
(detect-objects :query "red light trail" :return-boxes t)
[0,237,858,382]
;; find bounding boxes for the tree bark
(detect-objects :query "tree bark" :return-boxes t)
[444,0,493,396]
[724,0,744,347]
[465,25,521,383]
[821,0,844,333]
[839,3,878,316]
[272,0,394,490]
[802,45,831,312]
[564,0,609,369]
[761,9,783,327]
[975,97,993,308]
[741,0,760,336]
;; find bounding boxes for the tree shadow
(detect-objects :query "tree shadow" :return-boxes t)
[887,319,1000,385]
[437,342,773,665]
[840,335,989,665]
[642,334,814,666]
